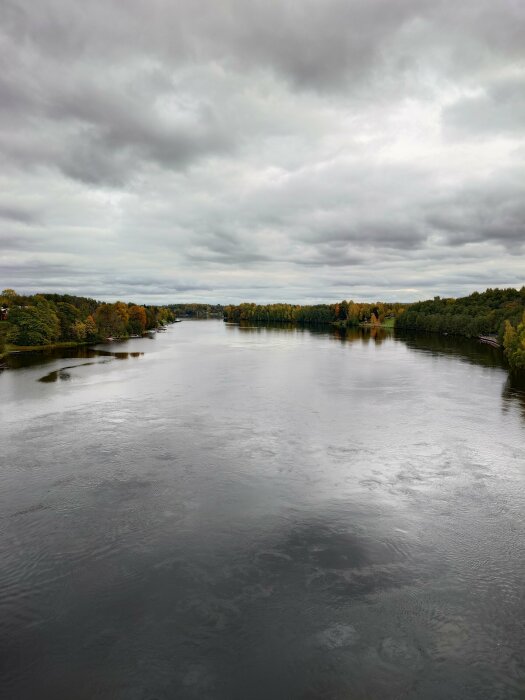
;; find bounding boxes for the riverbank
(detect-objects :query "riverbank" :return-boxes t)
[2,340,91,359]
[0,326,173,363]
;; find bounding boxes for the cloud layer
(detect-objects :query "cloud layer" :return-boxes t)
[1,0,524,303]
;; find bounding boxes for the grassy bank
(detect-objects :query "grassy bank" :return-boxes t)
[332,316,396,330]
[359,317,395,329]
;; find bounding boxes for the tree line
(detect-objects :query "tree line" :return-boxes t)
[0,289,175,353]
[223,301,406,326]
[394,287,525,372]
[168,303,224,318]
[2,286,523,373]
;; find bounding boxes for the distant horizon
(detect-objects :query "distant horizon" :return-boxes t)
[5,283,524,308]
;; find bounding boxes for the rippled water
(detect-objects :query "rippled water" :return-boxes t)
[1,321,524,699]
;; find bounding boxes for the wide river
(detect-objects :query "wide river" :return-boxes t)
[1,320,524,699]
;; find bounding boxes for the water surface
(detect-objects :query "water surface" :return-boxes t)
[1,321,524,699]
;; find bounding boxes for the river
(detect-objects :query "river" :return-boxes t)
[1,320,524,699]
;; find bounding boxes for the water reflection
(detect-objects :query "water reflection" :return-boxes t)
[230,321,297,333]
[36,349,143,382]
[4,344,144,371]
[332,325,391,345]
[38,361,111,383]
[397,330,505,369]
[232,321,392,345]
[93,349,143,360]
[502,372,525,420]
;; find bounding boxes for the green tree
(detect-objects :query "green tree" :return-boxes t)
[1,288,18,303]
[503,313,525,373]
[8,299,60,346]
[0,321,10,355]
[84,315,98,342]
[56,302,81,340]
[71,320,87,341]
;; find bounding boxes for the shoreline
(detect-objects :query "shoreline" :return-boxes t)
[5,340,91,355]
[0,326,173,363]
[1,340,91,366]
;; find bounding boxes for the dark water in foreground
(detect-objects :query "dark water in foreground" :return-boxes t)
[1,321,524,699]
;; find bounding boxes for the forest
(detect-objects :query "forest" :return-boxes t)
[0,289,175,356]
[395,287,524,336]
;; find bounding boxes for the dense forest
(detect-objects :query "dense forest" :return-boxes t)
[395,288,524,336]
[0,289,175,356]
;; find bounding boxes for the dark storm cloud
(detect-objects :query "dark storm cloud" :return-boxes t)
[0,0,524,301]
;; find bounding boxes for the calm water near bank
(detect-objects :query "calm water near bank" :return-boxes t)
[1,320,524,699]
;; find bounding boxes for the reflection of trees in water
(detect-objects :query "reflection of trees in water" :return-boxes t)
[231,321,297,334]
[397,331,505,370]
[392,331,525,425]
[232,322,525,424]
[502,373,525,421]
[6,345,143,373]
[5,345,98,370]
[233,321,392,345]
[332,326,391,345]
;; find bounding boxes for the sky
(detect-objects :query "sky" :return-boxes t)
[1,0,524,304]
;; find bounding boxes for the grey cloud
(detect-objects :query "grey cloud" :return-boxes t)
[426,175,525,248]
[443,74,525,137]
[0,205,39,224]
[0,61,236,184]
[0,0,524,302]
[4,0,524,92]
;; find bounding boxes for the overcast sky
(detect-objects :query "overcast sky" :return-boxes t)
[1,0,524,304]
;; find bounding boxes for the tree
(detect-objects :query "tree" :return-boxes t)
[503,313,525,373]
[1,289,17,303]
[84,315,98,342]
[114,301,129,329]
[128,305,147,335]
[95,304,127,338]
[0,321,10,355]
[56,302,81,340]
[8,299,60,346]
[71,320,87,341]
